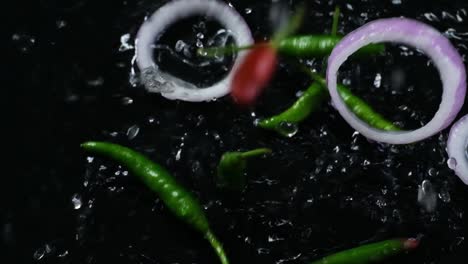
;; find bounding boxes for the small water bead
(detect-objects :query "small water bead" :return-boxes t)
[418,180,437,212]
[121,97,134,105]
[374,73,382,88]
[257,248,270,255]
[244,8,252,14]
[71,194,82,210]
[33,244,53,260]
[276,122,298,138]
[392,0,402,5]
[119,33,134,51]
[175,40,186,52]
[439,188,451,203]
[126,125,140,140]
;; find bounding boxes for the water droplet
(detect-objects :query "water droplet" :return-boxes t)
[438,184,451,203]
[257,248,270,255]
[87,77,104,87]
[175,40,186,52]
[175,149,182,161]
[276,122,298,138]
[447,158,457,169]
[122,97,134,105]
[374,73,382,88]
[376,199,387,208]
[196,32,204,39]
[418,180,437,212]
[119,33,134,51]
[392,0,402,5]
[33,244,53,260]
[295,90,305,97]
[56,20,67,28]
[244,8,252,14]
[71,194,82,210]
[126,125,140,140]
[428,168,437,177]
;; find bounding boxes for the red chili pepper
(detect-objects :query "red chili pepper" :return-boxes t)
[231,44,278,105]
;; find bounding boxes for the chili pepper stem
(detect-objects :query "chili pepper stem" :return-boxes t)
[331,6,341,36]
[240,148,272,158]
[206,231,229,264]
[197,44,255,58]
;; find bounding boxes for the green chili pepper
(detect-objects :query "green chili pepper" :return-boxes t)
[198,36,384,59]
[310,238,419,264]
[311,73,400,131]
[278,35,385,57]
[257,83,326,136]
[81,141,229,264]
[217,148,271,191]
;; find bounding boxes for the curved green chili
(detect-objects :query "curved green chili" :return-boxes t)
[311,73,400,131]
[217,148,271,191]
[258,83,326,135]
[310,238,419,264]
[81,141,229,264]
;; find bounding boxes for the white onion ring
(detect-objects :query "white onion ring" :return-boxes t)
[326,18,466,144]
[136,0,253,102]
[447,115,468,185]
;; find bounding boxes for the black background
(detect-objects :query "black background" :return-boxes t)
[5,0,468,263]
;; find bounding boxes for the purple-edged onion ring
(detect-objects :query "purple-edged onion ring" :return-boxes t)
[136,0,253,102]
[447,115,468,185]
[326,18,466,144]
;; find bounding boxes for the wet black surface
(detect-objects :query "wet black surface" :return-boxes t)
[5,0,468,263]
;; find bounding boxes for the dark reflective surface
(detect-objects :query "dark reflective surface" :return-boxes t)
[6,0,468,263]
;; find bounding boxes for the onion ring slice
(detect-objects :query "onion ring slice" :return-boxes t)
[326,18,466,144]
[136,0,253,102]
[447,115,468,185]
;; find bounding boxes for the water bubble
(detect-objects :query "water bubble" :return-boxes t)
[56,20,67,29]
[447,158,457,169]
[71,194,82,210]
[374,73,382,88]
[276,122,298,138]
[295,90,305,97]
[33,244,53,260]
[126,125,140,140]
[119,33,134,51]
[175,149,182,161]
[376,199,387,208]
[175,40,186,52]
[418,180,437,212]
[87,77,104,87]
[428,168,438,177]
[257,248,270,255]
[122,97,134,105]
[438,183,451,203]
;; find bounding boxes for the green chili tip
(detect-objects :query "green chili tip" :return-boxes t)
[310,238,419,264]
[206,231,229,264]
[240,148,272,158]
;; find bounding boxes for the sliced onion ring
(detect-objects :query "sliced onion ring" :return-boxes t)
[447,115,468,185]
[136,0,253,102]
[326,18,466,144]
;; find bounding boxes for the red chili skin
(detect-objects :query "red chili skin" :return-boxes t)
[231,44,278,105]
